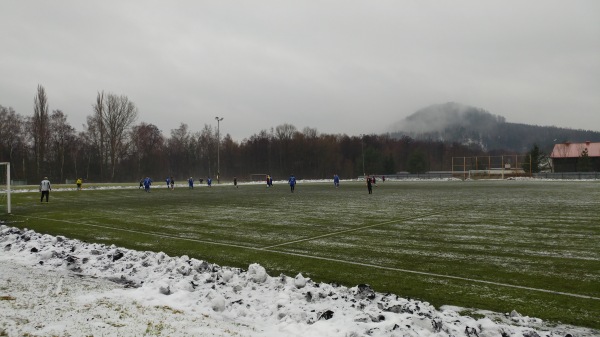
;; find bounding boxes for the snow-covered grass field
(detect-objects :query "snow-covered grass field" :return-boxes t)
[1,179,599,334]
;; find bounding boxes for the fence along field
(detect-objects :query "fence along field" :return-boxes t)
[1,180,599,329]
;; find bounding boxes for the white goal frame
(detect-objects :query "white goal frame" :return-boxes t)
[1,162,10,214]
[452,155,531,180]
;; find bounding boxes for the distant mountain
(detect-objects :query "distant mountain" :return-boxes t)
[390,102,600,153]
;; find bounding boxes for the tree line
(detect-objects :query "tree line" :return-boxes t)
[1,85,494,184]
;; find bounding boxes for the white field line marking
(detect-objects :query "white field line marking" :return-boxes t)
[257,249,600,301]
[12,214,256,250]
[13,214,600,301]
[261,211,449,250]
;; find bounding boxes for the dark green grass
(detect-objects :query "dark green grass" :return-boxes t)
[1,180,599,328]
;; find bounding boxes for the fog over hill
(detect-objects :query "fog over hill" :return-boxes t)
[390,103,600,153]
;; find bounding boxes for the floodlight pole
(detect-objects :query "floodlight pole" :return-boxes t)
[215,117,224,183]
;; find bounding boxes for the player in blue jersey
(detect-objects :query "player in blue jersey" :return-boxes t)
[143,177,152,192]
[288,174,296,193]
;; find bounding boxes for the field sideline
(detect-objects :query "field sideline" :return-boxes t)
[1,179,599,329]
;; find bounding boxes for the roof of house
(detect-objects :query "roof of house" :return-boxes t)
[550,142,600,158]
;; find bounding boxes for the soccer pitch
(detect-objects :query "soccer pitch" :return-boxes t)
[2,180,599,328]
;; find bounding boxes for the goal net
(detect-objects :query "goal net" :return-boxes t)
[0,162,11,214]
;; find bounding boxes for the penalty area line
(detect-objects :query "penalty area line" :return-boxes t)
[261,209,451,250]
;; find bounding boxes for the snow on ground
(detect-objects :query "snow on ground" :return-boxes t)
[1,225,597,337]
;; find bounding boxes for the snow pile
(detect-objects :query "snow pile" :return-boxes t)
[1,225,597,336]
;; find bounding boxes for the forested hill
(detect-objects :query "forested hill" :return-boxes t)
[390,102,600,153]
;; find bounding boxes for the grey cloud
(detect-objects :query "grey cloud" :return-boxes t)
[0,1,598,140]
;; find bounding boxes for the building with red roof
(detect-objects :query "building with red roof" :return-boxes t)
[550,141,600,172]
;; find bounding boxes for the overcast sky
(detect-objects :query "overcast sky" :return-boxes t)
[1,1,599,140]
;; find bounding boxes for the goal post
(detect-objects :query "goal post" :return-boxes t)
[452,155,530,180]
[0,162,10,214]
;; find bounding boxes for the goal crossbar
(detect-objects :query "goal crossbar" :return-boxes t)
[1,162,10,214]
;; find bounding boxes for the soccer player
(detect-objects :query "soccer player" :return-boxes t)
[76,178,82,190]
[40,177,51,202]
[288,174,296,193]
[366,176,373,194]
[188,177,194,189]
[143,177,152,192]
[333,174,340,188]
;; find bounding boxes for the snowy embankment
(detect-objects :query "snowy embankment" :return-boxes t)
[1,225,597,337]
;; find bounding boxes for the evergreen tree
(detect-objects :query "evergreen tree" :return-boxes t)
[383,154,395,174]
[407,151,428,174]
[523,144,542,174]
[577,148,592,172]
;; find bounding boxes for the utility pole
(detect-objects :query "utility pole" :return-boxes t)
[215,117,224,183]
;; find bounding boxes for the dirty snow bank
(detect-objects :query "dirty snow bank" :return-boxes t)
[0,225,597,337]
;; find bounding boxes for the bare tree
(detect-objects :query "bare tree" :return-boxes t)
[198,124,215,177]
[90,92,138,181]
[104,94,138,180]
[130,123,164,179]
[77,130,97,180]
[49,110,75,182]
[84,114,102,178]
[302,127,318,139]
[31,85,50,177]
[92,91,106,180]
[0,105,25,166]
[275,123,297,174]
[69,131,88,180]
[167,123,191,177]
[275,123,296,141]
